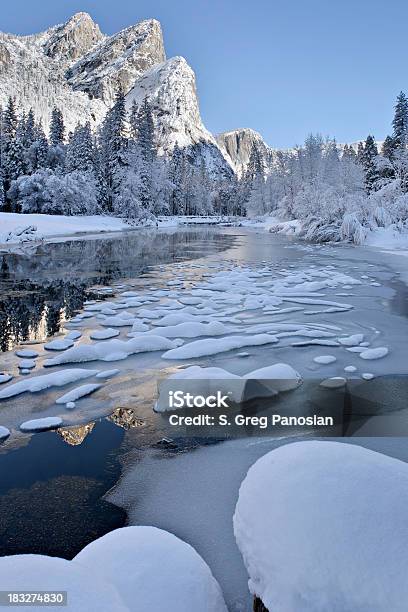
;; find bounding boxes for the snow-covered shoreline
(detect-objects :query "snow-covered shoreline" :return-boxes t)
[0,213,237,249]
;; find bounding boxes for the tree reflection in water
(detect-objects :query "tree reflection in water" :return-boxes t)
[0,228,233,352]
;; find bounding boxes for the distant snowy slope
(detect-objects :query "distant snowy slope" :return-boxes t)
[216,128,273,177]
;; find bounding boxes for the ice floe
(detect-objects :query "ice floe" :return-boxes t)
[313,355,337,364]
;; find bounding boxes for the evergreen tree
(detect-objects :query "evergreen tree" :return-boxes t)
[65,123,95,174]
[362,135,379,193]
[392,91,408,148]
[98,87,128,212]
[1,97,25,210]
[381,135,396,160]
[49,107,65,146]
[168,144,185,215]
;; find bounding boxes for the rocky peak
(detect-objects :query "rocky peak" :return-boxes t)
[43,12,104,63]
[67,19,166,106]
[216,128,272,177]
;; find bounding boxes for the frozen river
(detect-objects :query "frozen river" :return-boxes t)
[0,226,407,610]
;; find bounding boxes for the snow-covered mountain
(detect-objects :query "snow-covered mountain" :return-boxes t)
[0,12,233,177]
[125,57,233,177]
[66,19,166,108]
[216,128,273,178]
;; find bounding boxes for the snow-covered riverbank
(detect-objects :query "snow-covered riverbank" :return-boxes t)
[0,213,237,249]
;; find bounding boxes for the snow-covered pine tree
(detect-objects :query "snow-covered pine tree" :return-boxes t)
[381,135,396,160]
[392,91,408,149]
[168,143,185,215]
[1,97,25,210]
[65,123,95,174]
[27,121,49,173]
[49,107,65,146]
[98,87,127,212]
[362,135,379,193]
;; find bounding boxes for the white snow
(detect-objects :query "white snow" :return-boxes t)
[320,377,347,388]
[44,336,177,365]
[233,441,408,612]
[243,364,302,392]
[162,334,279,359]
[359,347,389,360]
[338,333,365,346]
[0,554,126,611]
[0,213,130,247]
[362,373,375,380]
[75,527,228,612]
[313,355,337,365]
[15,349,39,358]
[90,328,120,340]
[344,365,357,372]
[18,359,36,369]
[55,383,102,404]
[44,338,74,351]
[0,374,12,384]
[0,369,99,399]
[143,321,227,338]
[0,426,10,440]
[96,369,120,379]
[20,416,63,432]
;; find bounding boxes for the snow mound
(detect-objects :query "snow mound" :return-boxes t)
[233,440,408,612]
[75,526,228,612]
[90,328,120,340]
[320,377,347,388]
[56,383,102,405]
[244,364,302,392]
[338,333,364,346]
[162,334,279,360]
[44,336,176,365]
[0,554,126,611]
[15,349,39,358]
[20,417,63,432]
[313,355,337,365]
[0,369,99,399]
[44,338,75,351]
[359,347,389,360]
[0,374,12,384]
[0,426,10,441]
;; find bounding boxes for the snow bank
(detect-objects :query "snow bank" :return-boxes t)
[233,441,408,612]
[0,213,130,247]
[75,527,228,612]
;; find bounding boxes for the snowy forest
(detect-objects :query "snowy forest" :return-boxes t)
[1,89,408,243]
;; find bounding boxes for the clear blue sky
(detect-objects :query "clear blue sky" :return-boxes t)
[2,0,406,148]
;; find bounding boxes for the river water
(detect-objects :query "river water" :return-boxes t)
[0,226,407,609]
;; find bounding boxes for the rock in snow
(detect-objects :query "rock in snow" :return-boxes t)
[233,441,408,612]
